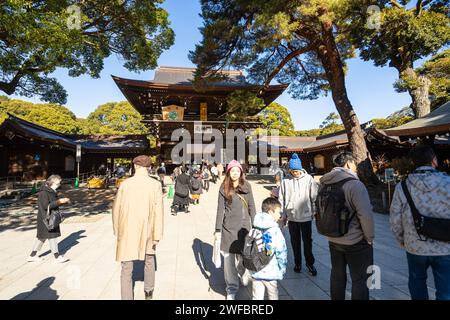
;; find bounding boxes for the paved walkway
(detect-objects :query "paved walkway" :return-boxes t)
[0,178,437,300]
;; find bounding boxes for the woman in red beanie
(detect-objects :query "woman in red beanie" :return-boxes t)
[214,160,256,300]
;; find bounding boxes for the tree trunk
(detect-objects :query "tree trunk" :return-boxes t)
[403,68,432,118]
[316,22,378,185]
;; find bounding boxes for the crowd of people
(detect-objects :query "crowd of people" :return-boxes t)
[25,144,449,301]
[213,145,449,301]
[169,160,224,216]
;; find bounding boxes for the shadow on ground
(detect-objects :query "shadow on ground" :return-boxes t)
[192,238,251,300]
[38,230,87,257]
[0,187,116,232]
[11,277,58,300]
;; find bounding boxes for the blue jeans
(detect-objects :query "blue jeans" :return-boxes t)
[406,252,450,300]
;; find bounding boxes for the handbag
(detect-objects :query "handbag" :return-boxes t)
[44,204,64,231]
[401,180,450,242]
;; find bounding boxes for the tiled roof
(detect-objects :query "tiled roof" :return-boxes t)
[259,132,349,152]
[1,114,149,152]
[152,66,247,86]
[385,101,450,137]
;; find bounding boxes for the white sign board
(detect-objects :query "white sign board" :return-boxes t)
[194,124,213,134]
[76,144,81,162]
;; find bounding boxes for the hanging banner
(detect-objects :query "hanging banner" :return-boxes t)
[200,102,207,121]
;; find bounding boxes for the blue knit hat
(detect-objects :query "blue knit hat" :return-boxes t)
[289,153,303,170]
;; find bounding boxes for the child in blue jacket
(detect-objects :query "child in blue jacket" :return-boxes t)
[251,197,288,300]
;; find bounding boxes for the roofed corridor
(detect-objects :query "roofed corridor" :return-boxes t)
[0,178,437,300]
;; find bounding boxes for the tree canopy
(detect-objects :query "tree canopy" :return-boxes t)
[258,102,295,136]
[0,0,174,104]
[0,96,150,136]
[190,0,379,182]
[0,95,81,133]
[346,0,450,118]
[81,101,148,135]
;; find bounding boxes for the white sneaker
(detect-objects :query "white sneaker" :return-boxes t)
[27,255,43,262]
[226,293,236,300]
[54,255,69,263]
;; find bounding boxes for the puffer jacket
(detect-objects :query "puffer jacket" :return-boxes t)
[390,166,450,256]
[279,170,318,222]
[250,212,287,281]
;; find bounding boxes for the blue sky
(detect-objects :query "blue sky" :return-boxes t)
[11,0,413,130]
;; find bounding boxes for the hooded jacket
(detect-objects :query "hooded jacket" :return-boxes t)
[279,170,318,222]
[319,167,375,245]
[250,212,287,281]
[390,166,450,256]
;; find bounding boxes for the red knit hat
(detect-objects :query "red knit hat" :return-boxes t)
[226,160,243,172]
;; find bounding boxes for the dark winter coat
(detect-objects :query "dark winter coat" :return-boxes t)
[172,173,191,206]
[215,181,256,254]
[36,185,61,239]
[190,175,203,195]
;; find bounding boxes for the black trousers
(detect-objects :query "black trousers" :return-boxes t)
[203,179,209,191]
[288,221,315,267]
[329,239,373,300]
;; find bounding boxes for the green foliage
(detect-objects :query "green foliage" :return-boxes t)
[372,116,414,129]
[258,102,295,136]
[372,106,414,129]
[348,1,449,71]
[0,0,174,103]
[296,128,322,137]
[190,0,357,101]
[320,112,340,128]
[346,0,450,116]
[0,97,80,133]
[295,112,344,136]
[225,90,265,121]
[83,101,148,135]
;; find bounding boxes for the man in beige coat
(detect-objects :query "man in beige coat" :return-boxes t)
[112,155,164,300]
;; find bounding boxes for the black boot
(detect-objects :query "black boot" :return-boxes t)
[306,264,317,276]
[184,205,189,213]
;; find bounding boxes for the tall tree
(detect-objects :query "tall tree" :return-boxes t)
[0,0,174,103]
[82,101,148,135]
[258,102,295,136]
[190,0,377,183]
[346,0,449,118]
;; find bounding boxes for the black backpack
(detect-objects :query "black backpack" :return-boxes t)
[315,177,356,237]
[175,182,189,197]
[191,178,201,191]
[242,228,274,272]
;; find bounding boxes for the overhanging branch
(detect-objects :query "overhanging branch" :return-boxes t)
[258,45,313,96]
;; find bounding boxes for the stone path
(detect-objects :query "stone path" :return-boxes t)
[0,178,437,300]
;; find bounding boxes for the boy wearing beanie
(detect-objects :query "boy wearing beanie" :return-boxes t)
[279,153,319,276]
